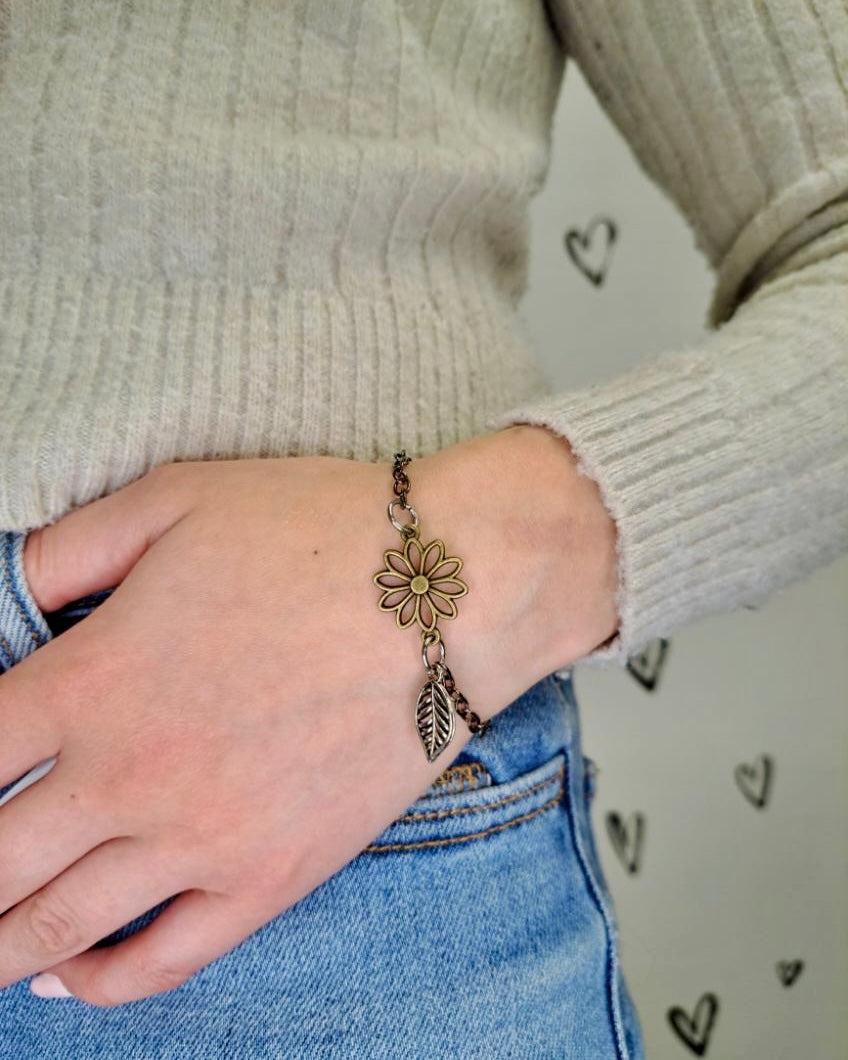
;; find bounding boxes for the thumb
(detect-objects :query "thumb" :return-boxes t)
[21,464,195,615]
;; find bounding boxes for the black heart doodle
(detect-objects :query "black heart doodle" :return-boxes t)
[667,992,719,1056]
[734,754,774,809]
[626,637,670,692]
[605,811,645,875]
[563,214,618,287]
[776,959,804,986]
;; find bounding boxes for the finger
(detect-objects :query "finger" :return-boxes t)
[0,644,65,794]
[0,759,116,916]
[21,462,197,615]
[0,835,181,990]
[43,886,258,1007]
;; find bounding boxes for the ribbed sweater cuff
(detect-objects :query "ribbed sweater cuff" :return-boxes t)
[486,352,736,668]
[484,251,848,669]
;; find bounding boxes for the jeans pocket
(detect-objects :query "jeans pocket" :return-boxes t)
[41,588,115,637]
[0,531,53,670]
[362,749,567,853]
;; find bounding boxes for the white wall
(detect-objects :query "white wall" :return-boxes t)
[519,61,848,1060]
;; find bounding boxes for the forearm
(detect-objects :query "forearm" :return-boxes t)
[410,425,620,717]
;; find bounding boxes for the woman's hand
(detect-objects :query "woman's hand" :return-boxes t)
[0,426,618,1007]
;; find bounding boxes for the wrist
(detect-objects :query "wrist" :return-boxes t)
[508,424,621,660]
[409,426,620,715]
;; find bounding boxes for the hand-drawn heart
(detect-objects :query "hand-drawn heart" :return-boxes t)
[626,637,670,692]
[776,959,804,987]
[563,214,618,287]
[667,992,719,1056]
[734,754,774,809]
[605,811,645,875]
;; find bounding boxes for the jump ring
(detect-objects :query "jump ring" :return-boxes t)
[422,634,446,671]
[388,499,419,535]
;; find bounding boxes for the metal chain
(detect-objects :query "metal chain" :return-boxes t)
[391,450,411,507]
[390,451,418,541]
[421,631,491,736]
[443,668,491,736]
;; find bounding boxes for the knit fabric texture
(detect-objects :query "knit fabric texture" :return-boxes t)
[1,1,846,667]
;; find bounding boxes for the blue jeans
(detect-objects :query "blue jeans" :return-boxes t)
[0,529,645,1058]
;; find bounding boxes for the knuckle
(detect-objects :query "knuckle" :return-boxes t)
[145,460,181,485]
[25,894,84,956]
[71,953,189,1008]
[72,977,134,1009]
[140,460,203,524]
[76,990,124,1009]
[145,459,199,495]
[141,461,183,504]
[137,953,189,995]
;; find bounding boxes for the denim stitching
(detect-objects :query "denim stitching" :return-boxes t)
[2,533,48,650]
[429,761,491,794]
[550,674,630,1060]
[363,788,563,853]
[399,763,565,822]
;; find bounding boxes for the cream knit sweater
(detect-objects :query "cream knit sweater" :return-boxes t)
[1,1,846,668]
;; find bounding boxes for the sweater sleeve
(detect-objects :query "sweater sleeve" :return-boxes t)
[485,0,848,668]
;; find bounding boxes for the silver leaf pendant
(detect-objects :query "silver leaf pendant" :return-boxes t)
[415,674,455,762]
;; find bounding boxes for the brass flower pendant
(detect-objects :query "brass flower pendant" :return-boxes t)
[372,532,468,633]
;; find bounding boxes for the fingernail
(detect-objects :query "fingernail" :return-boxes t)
[30,973,73,999]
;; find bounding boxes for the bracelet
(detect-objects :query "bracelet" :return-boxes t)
[372,450,491,763]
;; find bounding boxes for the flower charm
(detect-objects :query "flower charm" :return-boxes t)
[373,533,468,633]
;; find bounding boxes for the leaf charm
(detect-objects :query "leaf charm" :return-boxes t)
[416,675,456,762]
